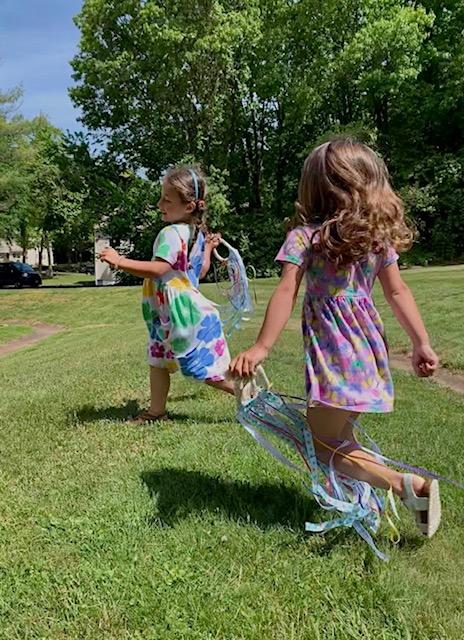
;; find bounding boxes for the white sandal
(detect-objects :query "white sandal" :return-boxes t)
[402,474,441,538]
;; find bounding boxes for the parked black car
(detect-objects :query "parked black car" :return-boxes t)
[0,262,42,288]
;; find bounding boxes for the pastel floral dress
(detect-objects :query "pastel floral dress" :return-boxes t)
[276,225,399,413]
[142,223,230,381]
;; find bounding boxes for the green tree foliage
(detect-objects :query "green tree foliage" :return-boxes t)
[6,1,464,273]
[0,88,34,241]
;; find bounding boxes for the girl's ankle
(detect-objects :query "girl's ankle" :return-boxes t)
[411,475,429,497]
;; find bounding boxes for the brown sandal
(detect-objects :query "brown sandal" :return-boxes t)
[126,410,168,425]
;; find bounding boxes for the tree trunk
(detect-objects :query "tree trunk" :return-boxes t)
[243,106,262,212]
[275,103,285,217]
[38,235,44,274]
[250,106,262,211]
[20,224,28,263]
[46,235,53,278]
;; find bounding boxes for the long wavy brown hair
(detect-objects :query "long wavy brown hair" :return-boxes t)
[292,138,415,265]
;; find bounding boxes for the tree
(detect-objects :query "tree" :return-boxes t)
[70,0,464,268]
[0,88,33,241]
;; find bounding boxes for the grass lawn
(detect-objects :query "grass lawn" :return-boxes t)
[0,267,463,639]
[0,324,33,344]
[42,272,95,287]
[376,265,464,371]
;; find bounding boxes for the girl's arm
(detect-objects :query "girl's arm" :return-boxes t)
[200,233,221,280]
[378,262,439,377]
[100,247,171,279]
[230,263,304,377]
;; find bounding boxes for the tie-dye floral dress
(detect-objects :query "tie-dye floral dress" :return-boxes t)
[142,223,230,381]
[276,225,399,413]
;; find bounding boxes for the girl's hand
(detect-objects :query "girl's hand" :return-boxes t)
[412,344,439,377]
[230,343,269,378]
[205,233,222,249]
[100,247,121,268]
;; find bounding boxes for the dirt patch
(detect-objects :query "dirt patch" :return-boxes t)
[390,353,464,395]
[0,322,64,357]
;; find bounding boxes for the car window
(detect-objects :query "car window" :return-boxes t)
[13,263,34,273]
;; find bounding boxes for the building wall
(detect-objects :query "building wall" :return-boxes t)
[0,241,54,267]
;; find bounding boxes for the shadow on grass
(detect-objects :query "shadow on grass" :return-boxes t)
[140,467,345,541]
[69,401,234,425]
[169,392,199,402]
[394,529,426,552]
[140,468,417,559]
[40,281,96,289]
[69,400,142,423]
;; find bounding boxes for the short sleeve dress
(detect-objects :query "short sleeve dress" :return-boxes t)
[142,223,230,381]
[276,225,399,413]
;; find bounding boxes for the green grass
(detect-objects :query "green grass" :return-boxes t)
[376,265,464,371]
[42,272,95,287]
[0,268,463,639]
[0,324,33,344]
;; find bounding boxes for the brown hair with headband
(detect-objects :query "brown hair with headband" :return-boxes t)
[164,165,208,241]
[292,137,415,265]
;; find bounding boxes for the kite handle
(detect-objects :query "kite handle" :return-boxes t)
[213,248,227,263]
[255,365,271,389]
[213,238,234,263]
[246,264,258,303]
[213,240,258,303]
[233,365,271,407]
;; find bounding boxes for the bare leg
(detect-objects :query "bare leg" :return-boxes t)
[308,407,428,497]
[151,368,235,411]
[148,366,170,415]
[147,368,234,417]
[206,377,235,395]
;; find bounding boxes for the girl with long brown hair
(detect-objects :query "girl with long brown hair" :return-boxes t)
[231,138,441,538]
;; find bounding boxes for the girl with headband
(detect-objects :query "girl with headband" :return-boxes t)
[101,165,235,423]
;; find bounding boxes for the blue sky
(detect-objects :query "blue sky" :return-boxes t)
[0,0,83,132]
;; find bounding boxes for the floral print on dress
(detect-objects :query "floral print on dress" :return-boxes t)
[276,225,399,413]
[197,315,223,343]
[214,339,226,357]
[187,232,206,288]
[142,223,230,381]
[178,347,215,379]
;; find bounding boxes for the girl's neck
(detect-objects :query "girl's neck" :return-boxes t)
[170,219,193,226]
